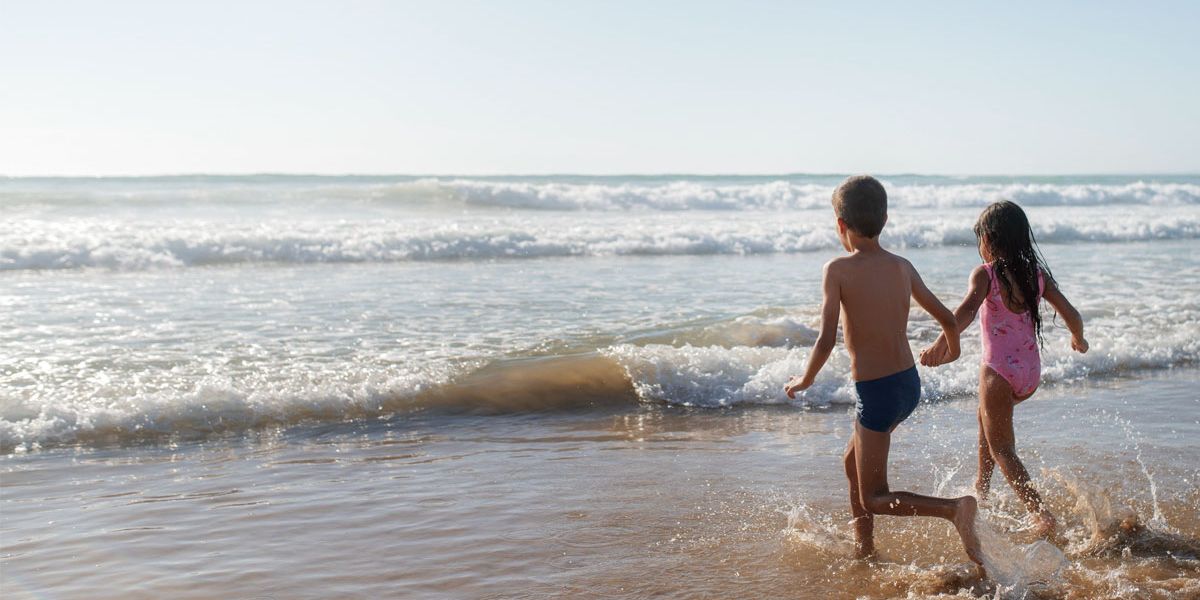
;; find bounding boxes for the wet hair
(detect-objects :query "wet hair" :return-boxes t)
[974,201,1053,344]
[831,175,887,238]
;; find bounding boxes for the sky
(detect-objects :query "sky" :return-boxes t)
[1,1,1197,176]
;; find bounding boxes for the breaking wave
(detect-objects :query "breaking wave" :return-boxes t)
[5,176,1199,213]
[4,211,1197,270]
[4,307,1196,453]
[444,179,1200,211]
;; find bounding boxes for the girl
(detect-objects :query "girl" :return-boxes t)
[920,200,1087,538]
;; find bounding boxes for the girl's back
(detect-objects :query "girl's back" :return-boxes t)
[979,262,1045,397]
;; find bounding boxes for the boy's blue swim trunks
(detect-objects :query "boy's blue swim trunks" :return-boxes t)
[854,365,921,433]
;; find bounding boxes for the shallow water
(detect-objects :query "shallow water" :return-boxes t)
[3,370,1198,599]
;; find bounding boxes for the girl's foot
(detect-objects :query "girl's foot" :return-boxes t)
[952,496,985,568]
[973,479,990,502]
[1032,510,1057,539]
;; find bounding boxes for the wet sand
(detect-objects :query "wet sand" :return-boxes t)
[3,369,1198,599]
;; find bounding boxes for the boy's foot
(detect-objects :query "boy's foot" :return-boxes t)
[853,539,876,560]
[1032,510,1057,540]
[952,495,984,567]
[851,515,875,560]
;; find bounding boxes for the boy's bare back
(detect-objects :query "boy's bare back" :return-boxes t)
[828,249,920,381]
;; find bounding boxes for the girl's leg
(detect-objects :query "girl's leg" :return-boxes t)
[979,367,1056,537]
[853,423,982,565]
[842,438,874,558]
[975,403,996,498]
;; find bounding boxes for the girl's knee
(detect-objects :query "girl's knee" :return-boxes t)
[990,447,1023,470]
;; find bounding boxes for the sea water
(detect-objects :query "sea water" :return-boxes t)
[2,175,1198,598]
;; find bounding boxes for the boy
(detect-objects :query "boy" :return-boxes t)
[785,175,983,566]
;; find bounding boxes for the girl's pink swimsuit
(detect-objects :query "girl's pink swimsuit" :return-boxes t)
[980,262,1045,397]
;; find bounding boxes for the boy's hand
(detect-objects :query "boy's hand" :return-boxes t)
[784,375,813,399]
[918,344,944,366]
[1071,335,1089,353]
[919,336,956,367]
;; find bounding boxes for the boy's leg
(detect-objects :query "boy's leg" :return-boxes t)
[979,368,1056,537]
[843,438,874,558]
[975,404,996,498]
[854,422,983,565]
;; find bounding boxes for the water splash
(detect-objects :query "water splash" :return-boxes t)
[781,502,857,557]
[1086,410,1166,526]
[975,514,1067,597]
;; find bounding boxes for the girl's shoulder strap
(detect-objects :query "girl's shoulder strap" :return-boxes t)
[981,262,998,293]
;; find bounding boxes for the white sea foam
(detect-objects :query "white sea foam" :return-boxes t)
[3,208,1197,270]
[445,179,1200,211]
[6,176,1197,270]
[0,362,462,453]
[5,176,1198,213]
[602,301,1200,408]
[4,286,1196,452]
[3,264,1196,452]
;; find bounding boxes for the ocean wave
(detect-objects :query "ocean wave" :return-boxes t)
[603,329,1199,409]
[0,362,464,454]
[4,308,1195,453]
[443,179,1200,211]
[601,306,1200,407]
[0,354,636,454]
[5,177,1199,214]
[4,211,1197,270]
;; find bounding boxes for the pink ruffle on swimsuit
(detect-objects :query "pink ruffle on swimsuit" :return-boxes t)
[980,263,1045,397]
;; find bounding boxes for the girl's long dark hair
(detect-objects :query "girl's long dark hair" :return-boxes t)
[974,201,1053,344]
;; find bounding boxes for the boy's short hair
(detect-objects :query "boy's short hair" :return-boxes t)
[832,175,887,238]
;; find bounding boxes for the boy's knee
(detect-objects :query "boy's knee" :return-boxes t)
[862,494,889,514]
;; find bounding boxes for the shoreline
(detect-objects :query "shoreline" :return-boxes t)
[3,366,1197,599]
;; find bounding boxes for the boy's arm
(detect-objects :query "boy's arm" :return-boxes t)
[785,262,841,398]
[908,262,960,363]
[1041,275,1088,353]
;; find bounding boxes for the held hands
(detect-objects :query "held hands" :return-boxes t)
[1071,335,1089,353]
[784,375,813,399]
[919,334,959,367]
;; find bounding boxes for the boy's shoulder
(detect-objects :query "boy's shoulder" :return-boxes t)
[822,255,857,280]
[826,250,913,273]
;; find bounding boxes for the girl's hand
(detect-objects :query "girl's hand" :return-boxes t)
[785,375,813,399]
[1071,335,1089,353]
[920,337,951,366]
